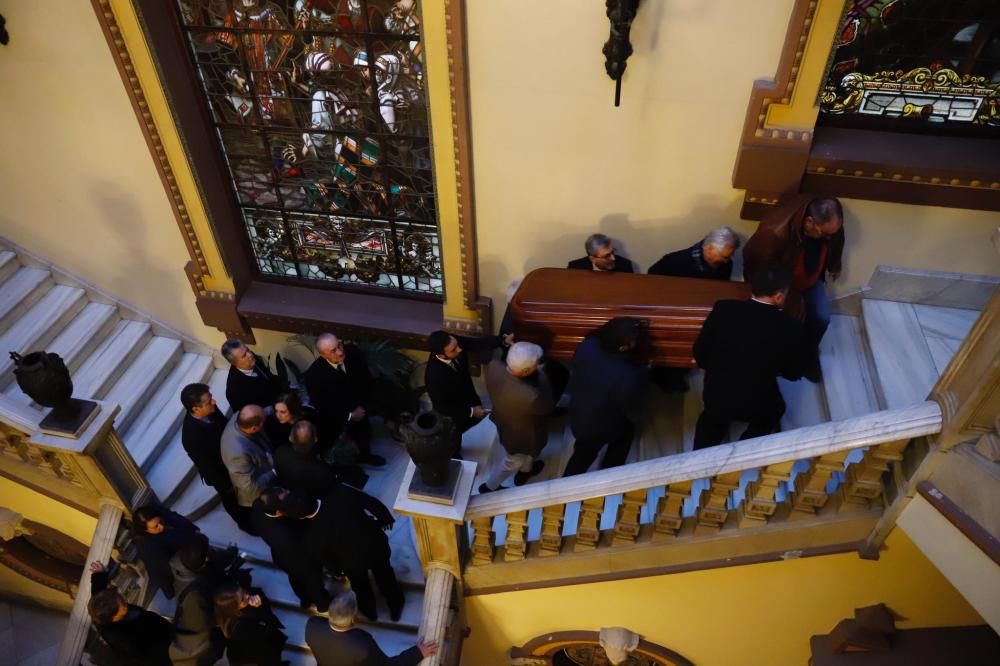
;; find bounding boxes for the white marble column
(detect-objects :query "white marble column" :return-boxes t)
[418,566,456,666]
[55,501,123,666]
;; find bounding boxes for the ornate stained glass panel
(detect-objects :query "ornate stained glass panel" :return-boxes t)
[175,0,442,295]
[819,0,1000,134]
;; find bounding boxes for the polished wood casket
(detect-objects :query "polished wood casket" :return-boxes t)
[507,268,751,367]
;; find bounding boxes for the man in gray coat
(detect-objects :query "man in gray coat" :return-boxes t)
[220,404,277,507]
[305,590,437,666]
[479,342,555,493]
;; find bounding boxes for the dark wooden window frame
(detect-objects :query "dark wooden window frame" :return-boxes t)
[93,0,487,346]
[733,0,1000,221]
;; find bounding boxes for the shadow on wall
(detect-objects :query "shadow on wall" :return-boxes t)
[91,181,178,313]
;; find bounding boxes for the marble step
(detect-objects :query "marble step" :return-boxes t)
[862,299,940,410]
[245,557,424,631]
[3,303,119,403]
[150,367,232,504]
[0,250,18,284]
[102,336,184,433]
[819,314,881,420]
[778,377,828,431]
[0,266,52,331]
[125,352,214,470]
[0,285,87,385]
[71,320,153,402]
[171,474,221,522]
[912,303,979,376]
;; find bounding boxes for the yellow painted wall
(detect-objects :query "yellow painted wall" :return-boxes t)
[0,477,97,547]
[0,1,222,347]
[461,530,984,665]
[466,1,1000,329]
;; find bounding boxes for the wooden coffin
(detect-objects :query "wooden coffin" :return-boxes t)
[508,268,751,367]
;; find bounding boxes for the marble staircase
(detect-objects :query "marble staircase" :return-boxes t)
[0,238,425,663]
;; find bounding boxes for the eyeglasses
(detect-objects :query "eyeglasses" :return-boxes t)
[591,248,617,260]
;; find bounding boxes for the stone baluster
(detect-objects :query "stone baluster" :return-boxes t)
[612,489,648,546]
[55,502,123,666]
[503,510,529,562]
[469,516,495,566]
[839,439,910,511]
[574,496,605,552]
[737,461,795,527]
[652,480,694,540]
[537,504,565,557]
[788,450,851,518]
[695,471,741,535]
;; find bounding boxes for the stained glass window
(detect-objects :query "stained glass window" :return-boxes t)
[819,0,1000,134]
[175,0,442,295]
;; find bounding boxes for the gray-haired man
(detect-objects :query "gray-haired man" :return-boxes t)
[567,233,635,273]
[480,341,556,493]
[648,226,740,280]
[305,590,437,666]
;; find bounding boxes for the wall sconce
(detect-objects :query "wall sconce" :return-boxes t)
[0,14,9,46]
[603,0,640,107]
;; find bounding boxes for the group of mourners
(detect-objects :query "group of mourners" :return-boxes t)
[85,194,844,665]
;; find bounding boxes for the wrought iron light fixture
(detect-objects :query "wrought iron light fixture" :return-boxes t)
[603,0,640,106]
[0,14,9,46]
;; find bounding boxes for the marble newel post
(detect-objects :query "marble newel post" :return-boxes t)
[55,501,123,666]
[394,458,478,666]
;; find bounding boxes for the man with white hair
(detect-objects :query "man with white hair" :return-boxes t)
[305,590,437,666]
[648,226,740,280]
[304,332,385,466]
[567,233,635,272]
[479,342,556,493]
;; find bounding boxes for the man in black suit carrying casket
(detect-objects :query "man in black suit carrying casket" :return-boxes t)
[567,233,635,273]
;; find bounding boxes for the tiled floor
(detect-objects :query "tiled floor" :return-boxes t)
[0,600,68,666]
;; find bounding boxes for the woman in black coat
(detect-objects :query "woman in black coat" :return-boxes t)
[131,505,200,599]
[214,581,288,666]
[266,391,323,450]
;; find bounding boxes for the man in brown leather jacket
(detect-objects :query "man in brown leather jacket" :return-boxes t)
[743,195,844,381]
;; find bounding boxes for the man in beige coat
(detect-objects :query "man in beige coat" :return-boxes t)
[480,342,555,493]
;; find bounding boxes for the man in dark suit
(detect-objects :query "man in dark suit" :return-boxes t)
[222,339,282,413]
[252,487,331,610]
[276,487,401,622]
[180,383,254,533]
[220,405,277,508]
[275,420,339,497]
[648,226,740,280]
[425,330,512,454]
[563,317,649,477]
[692,266,806,449]
[88,561,173,666]
[304,332,385,467]
[305,590,437,666]
[567,233,635,272]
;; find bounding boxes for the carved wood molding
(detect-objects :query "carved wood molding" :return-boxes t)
[90,0,234,311]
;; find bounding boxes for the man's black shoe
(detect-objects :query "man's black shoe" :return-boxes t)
[514,460,545,486]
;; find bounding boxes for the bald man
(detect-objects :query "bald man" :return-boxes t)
[220,404,278,509]
[304,333,385,466]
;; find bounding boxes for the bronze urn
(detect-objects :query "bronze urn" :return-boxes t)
[10,351,99,437]
[398,410,457,487]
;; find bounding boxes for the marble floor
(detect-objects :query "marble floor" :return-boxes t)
[0,600,68,666]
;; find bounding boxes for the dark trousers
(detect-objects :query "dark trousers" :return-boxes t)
[346,418,372,457]
[343,531,403,620]
[693,407,783,450]
[281,555,330,610]
[563,422,635,477]
[218,486,257,535]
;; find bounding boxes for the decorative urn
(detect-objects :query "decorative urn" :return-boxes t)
[9,351,99,437]
[397,410,457,487]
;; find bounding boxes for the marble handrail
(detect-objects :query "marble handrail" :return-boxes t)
[0,393,44,435]
[465,401,943,520]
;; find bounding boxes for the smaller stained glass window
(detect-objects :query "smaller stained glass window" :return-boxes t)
[819,0,1000,135]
